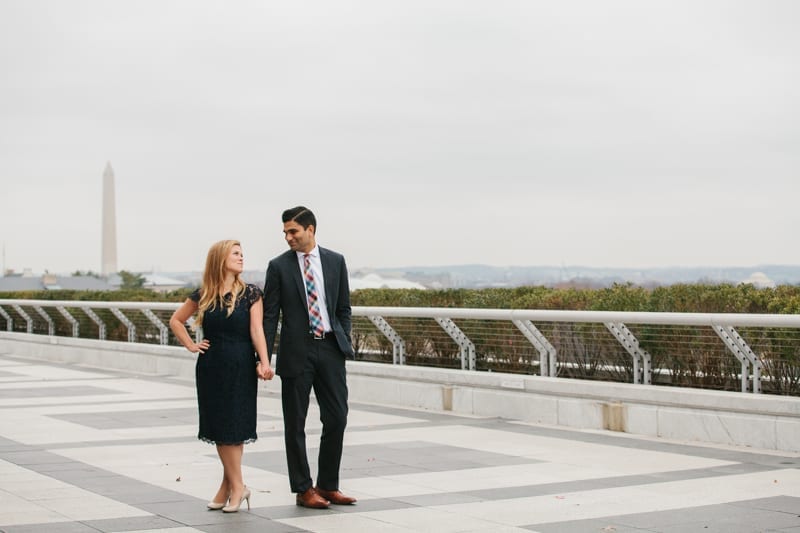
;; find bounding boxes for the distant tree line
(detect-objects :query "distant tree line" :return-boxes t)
[2,282,799,312]
[350,282,800,314]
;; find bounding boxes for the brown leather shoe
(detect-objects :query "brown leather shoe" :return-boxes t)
[295,487,330,509]
[315,487,357,505]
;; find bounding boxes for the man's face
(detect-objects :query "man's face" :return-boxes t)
[283,220,315,253]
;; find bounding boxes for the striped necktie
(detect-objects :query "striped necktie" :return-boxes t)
[303,254,325,336]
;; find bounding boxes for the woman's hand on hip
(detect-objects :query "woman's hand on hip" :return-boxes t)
[188,339,210,354]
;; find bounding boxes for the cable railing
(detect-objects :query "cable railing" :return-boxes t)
[1,299,799,396]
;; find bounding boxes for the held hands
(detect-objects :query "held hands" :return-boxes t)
[188,339,210,354]
[257,362,275,381]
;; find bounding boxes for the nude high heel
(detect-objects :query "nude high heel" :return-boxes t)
[222,487,251,513]
[207,491,230,510]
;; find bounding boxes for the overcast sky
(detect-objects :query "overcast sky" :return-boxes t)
[1,1,798,275]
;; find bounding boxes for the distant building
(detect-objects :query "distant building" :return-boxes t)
[741,272,776,289]
[349,273,426,290]
[142,273,188,293]
[107,272,189,293]
[0,273,115,292]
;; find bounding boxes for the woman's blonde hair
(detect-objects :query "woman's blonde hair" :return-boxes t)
[195,240,246,327]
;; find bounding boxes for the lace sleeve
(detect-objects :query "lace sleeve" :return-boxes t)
[189,288,201,302]
[246,284,263,308]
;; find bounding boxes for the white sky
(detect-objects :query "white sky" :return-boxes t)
[1,0,798,274]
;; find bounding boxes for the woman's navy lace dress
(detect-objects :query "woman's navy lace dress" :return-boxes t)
[189,284,262,445]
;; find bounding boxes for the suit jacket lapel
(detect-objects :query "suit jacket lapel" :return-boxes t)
[320,248,335,317]
[289,251,306,305]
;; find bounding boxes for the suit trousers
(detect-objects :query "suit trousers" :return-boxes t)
[280,336,349,494]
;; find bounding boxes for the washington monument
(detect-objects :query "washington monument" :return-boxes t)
[101,162,118,276]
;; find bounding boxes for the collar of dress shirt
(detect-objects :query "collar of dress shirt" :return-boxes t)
[296,245,319,261]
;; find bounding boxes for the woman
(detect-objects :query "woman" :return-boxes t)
[169,240,274,513]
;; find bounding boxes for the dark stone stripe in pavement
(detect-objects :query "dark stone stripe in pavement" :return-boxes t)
[529,496,800,532]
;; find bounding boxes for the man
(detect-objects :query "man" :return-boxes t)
[262,206,357,509]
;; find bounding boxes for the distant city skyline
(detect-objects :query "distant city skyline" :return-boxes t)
[2,264,796,292]
[1,1,798,274]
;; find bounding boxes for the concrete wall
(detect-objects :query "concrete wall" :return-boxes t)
[2,331,799,453]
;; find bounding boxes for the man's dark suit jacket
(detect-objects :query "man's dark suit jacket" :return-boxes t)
[263,247,354,377]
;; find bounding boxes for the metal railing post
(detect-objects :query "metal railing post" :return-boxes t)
[110,308,136,343]
[0,305,13,332]
[11,304,33,333]
[82,306,106,340]
[56,306,79,337]
[513,319,557,377]
[605,322,652,385]
[142,309,169,345]
[368,315,406,365]
[713,325,761,393]
[435,317,475,370]
[33,306,54,336]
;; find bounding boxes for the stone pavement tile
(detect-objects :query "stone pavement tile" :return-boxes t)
[525,521,653,533]
[82,514,185,532]
[505,421,800,467]
[241,449,288,470]
[4,448,196,507]
[84,485,193,507]
[123,527,206,533]
[0,386,118,399]
[336,475,435,500]
[0,364,108,381]
[653,512,799,533]
[461,525,548,533]
[255,497,415,521]
[344,463,432,478]
[196,520,306,533]
[26,462,118,476]
[350,401,468,424]
[278,505,508,533]
[0,436,27,452]
[3,355,800,533]
[0,461,151,526]
[46,407,280,432]
[396,492,485,506]
[3,450,82,466]
[253,504,334,521]
[0,522,101,533]
[530,498,800,532]
[730,495,800,514]
[300,406,422,434]
[705,462,786,476]
[324,498,419,514]
[467,464,783,501]
[50,408,199,429]
[0,506,67,529]
[422,469,800,528]
[136,500,261,527]
[28,496,150,523]
[246,442,529,479]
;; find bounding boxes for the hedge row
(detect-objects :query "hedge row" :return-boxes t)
[3,282,799,313]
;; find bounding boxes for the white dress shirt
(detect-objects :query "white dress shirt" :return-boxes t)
[296,246,332,333]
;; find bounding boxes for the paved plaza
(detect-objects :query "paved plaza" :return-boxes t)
[0,352,799,533]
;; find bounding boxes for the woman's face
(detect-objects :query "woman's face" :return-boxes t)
[225,244,244,275]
